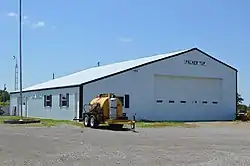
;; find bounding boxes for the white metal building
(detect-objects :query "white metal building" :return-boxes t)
[10,48,238,121]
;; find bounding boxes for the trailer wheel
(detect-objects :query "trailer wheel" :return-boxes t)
[83,115,90,127]
[90,115,98,128]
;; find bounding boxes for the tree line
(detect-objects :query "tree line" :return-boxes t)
[0,90,10,106]
[237,93,249,111]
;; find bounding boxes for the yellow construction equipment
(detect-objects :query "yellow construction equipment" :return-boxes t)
[82,93,136,130]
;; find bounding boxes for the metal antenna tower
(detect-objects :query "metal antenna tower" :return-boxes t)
[13,56,18,91]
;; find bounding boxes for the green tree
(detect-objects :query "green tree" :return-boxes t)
[0,90,10,102]
[237,93,247,111]
[237,93,244,105]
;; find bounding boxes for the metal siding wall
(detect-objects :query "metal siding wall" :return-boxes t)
[83,50,236,121]
[10,87,79,120]
[10,94,18,116]
[82,70,154,120]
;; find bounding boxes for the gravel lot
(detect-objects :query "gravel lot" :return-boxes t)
[1,123,250,166]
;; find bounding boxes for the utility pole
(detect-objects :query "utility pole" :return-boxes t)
[13,56,18,91]
[19,0,23,121]
[3,84,6,102]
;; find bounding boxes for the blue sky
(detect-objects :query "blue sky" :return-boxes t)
[0,0,249,104]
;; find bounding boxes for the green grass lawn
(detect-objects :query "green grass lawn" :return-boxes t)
[135,121,197,128]
[0,116,84,127]
[0,116,196,128]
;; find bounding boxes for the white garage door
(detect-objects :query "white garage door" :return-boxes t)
[154,74,222,121]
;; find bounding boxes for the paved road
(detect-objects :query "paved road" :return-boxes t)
[0,123,250,166]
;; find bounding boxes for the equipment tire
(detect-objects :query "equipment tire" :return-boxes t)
[83,115,90,127]
[90,115,98,128]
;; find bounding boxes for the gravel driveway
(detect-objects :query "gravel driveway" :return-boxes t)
[0,123,250,166]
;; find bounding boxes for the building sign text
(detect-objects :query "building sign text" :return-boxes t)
[184,60,206,66]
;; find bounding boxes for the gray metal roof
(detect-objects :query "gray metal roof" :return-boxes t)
[12,47,235,93]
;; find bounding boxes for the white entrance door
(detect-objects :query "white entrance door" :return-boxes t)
[18,97,28,117]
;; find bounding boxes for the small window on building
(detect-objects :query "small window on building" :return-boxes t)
[59,93,69,107]
[212,101,218,104]
[44,95,52,107]
[202,101,208,104]
[124,94,130,108]
[156,100,163,103]
[169,100,175,103]
[180,100,186,103]
[117,96,124,106]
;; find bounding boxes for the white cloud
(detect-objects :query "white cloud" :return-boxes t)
[7,12,29,25]
[7,12,18,17]
[6,12,55,30]
[7,12,28,20]
[32,21,45,28]
[119,37,133,42]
